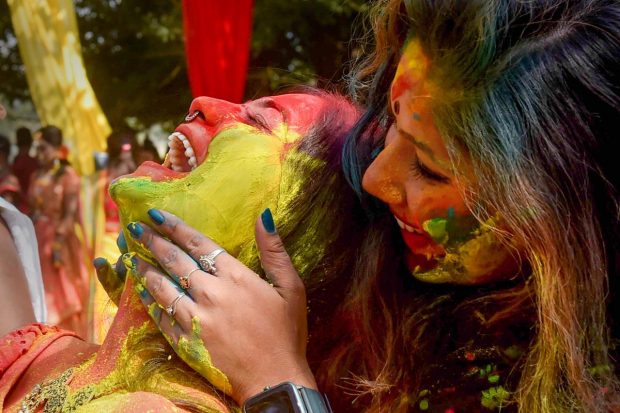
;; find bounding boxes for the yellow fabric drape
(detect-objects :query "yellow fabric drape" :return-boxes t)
[7,0,110,175]
[8,0,111,342]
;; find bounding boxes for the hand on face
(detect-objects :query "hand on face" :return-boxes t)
[120,209,316,405]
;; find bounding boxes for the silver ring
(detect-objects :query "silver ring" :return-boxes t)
[165,292,186,317]
[179,267,200,290]
[199,248,226,274]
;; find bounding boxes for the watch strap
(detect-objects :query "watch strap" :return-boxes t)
[298,386,333,413]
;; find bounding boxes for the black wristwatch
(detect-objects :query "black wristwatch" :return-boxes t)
[243,382,333,413]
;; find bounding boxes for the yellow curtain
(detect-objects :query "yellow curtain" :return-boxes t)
[8,0,111,341]
[7,0,110,175]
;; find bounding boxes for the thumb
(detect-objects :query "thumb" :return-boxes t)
[255,208,305,303]
[93,256,125,305]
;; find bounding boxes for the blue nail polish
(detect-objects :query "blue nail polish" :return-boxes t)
[117,231,128,253]
[148,209,165,225]
[139,286,151,299]
[93,257,107,269]
[127,222,143,239]
[261,208,276,234]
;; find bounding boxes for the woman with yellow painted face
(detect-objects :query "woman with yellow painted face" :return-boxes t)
[110,1,619,413]
[0,91,363,412]
[2,1,619,412]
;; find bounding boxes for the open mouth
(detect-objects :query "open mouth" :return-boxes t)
[393,214,425,235]
[164,131,198,172]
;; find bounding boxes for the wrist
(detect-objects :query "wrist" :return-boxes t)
[243,382,332,413]
[238,364,317,405]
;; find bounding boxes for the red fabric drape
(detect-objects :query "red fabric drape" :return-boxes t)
[182,0,253,103]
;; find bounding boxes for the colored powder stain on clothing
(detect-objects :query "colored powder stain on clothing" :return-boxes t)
[480,386,510,409]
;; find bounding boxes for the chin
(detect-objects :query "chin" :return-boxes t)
[406,223,520,285]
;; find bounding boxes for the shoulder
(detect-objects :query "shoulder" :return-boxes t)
[60,166,80,187]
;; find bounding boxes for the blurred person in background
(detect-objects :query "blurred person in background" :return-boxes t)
[11,127,39,213]
[29,125,89,337]
[104,130,137,233]
[0,134,21,206]
[136,136,162,165]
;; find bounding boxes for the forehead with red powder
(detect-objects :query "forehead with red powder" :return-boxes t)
[390,40,429,103]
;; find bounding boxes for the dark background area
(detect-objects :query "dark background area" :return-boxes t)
[0,0,368,131]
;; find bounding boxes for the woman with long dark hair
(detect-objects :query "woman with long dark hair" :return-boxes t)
[121,1,619,412]
[1,1,618,411]
[29,125,89,337]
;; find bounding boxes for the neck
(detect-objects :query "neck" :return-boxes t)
[71,277,153,385]
[68,277,231,411]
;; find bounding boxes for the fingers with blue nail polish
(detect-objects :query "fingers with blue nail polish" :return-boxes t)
[127,222,143,239]
[117,231,128,253]
[93,257,107,269]
[261,208,276,234]
[93,256,124,304]
[148,209,165,225]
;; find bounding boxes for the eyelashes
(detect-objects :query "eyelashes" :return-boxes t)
[245,111,273,132]
[410,157,450,184]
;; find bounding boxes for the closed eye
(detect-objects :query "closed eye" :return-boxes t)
[245,98,285,132]
[410,158,450,184]
[246,110,272,132]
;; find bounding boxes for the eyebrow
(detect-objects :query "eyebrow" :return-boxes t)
[387,94,452,174]
[398,127,435,158]
[397,127,453,175]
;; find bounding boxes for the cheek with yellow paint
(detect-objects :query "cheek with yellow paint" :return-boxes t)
[110,120,334,393]
[414,214,519,284]
[109,124,297,395]
[110,123,298,262]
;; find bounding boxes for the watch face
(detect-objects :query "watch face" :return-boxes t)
[244,383,304,413]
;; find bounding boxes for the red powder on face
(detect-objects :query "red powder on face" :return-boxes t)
[391,74,413,102]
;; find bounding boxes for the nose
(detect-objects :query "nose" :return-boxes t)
[189,96,242,126]
[361,142,408,206]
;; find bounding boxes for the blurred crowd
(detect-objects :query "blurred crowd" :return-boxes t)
[0,125,161,338]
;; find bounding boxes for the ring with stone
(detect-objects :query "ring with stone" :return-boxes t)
[165,292,186,317]
[198,248,226,274]
[179,267,201,290]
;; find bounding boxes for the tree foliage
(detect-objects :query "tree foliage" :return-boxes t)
[0,0,367,130]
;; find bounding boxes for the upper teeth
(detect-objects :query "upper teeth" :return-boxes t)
[167,131,198,172]
[393,215,422,234]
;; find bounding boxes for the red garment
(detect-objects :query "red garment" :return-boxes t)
[0,323,77,379]
[182,0,253,102]
[28,166,89,337]
[0,281,231,412]
[0,171,21,209]
[11,153,38,196]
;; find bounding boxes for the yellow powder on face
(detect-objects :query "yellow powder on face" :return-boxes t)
[414,216,513,284]
[107,120,335,399]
